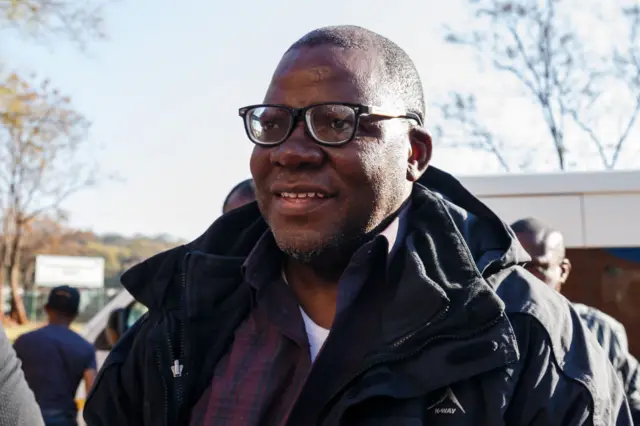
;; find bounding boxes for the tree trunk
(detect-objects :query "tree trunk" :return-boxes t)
[9,263,27,324]
[22,258,36,292]
[8,225,28,325]
[0,265,5,322]
[0,241,6,322]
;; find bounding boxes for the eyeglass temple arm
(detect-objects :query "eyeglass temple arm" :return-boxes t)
[365,106,422,126]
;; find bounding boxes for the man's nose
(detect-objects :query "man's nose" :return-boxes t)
[270,122,324,169]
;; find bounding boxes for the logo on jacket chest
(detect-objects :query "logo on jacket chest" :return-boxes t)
[428,387,465,415]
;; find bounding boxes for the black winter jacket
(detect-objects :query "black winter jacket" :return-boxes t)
[574,302,640,422]
[84,168,631,426]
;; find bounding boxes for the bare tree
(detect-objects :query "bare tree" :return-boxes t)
[0,0,113,322]
[0,73,94,323]
[440,0,640,170]
[435,93,512,172]
[605,3,640,168]
[0,0,107,49]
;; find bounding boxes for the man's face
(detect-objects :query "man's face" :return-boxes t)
[250,45,428,262]
[515,231,568,292]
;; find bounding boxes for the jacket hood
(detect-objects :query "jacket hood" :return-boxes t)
[418,167,531,275]
[121,166,530,309]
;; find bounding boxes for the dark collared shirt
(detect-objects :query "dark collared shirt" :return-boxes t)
[189,207,408,426]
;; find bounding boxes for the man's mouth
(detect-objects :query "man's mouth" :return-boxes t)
[278,192,327,199]
[271,187,335,215]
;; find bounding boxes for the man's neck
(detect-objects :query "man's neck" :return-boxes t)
[283,257,341,329]
[283,201,412,328]
[48,318,72,328]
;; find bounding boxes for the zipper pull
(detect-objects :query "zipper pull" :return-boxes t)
[171,360,183,378]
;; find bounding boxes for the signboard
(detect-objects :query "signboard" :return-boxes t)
[35,255,105,288]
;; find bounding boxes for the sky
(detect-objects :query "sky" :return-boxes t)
[3,0,637,240]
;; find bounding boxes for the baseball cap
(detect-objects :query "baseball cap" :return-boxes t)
[46,285,81,316]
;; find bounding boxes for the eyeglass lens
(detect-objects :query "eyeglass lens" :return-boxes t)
[245,104,357,145]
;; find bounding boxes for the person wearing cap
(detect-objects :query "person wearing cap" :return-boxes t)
[14,285,97,426]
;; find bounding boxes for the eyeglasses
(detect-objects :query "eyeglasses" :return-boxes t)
[238,102,422,147]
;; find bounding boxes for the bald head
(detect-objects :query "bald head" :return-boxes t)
[511,217,566,258]
[222,179,256,214]
[511,218,571,292]
[285,25,426,123]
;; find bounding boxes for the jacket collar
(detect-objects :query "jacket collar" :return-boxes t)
[378,183,512,348]
[417,167,530,275]
[120,202,267,310]
[241,200,411,292]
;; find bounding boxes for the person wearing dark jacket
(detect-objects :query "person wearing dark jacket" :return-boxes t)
[0,324,45,426]
[512,217,640,422]
[84,25,631,426]
[222,179,256,214]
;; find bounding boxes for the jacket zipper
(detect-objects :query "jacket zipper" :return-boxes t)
[170,253,190,424]
[157,253,190,425]
[316,309,504,424]
[155,317,170,425]
[175,262,187,410]
[391,306,450,349]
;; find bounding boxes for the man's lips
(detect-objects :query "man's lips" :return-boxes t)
[270,187,336,215]
[278,191,327,199]
[270,183,334,198]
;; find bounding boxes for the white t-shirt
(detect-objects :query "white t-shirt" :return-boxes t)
[282,268,331,362]
[299,307,330,362]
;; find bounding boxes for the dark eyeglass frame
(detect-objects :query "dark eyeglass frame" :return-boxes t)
[238,102,423,147]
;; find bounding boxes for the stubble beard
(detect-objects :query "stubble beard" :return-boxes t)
[273,228,352,266]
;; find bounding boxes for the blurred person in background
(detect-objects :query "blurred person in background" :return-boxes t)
[0,323,44,426]
[512,217,640,422]
[14,286,97,426]
[222,178,256,214]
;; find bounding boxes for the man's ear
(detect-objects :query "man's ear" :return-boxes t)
[559,257,572,285]
[407,127,432,182]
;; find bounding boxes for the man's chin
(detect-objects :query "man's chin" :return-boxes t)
[273,229,340,261]
[282,248,321,265]
[274,228,369,268]
[275,238,327,265]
